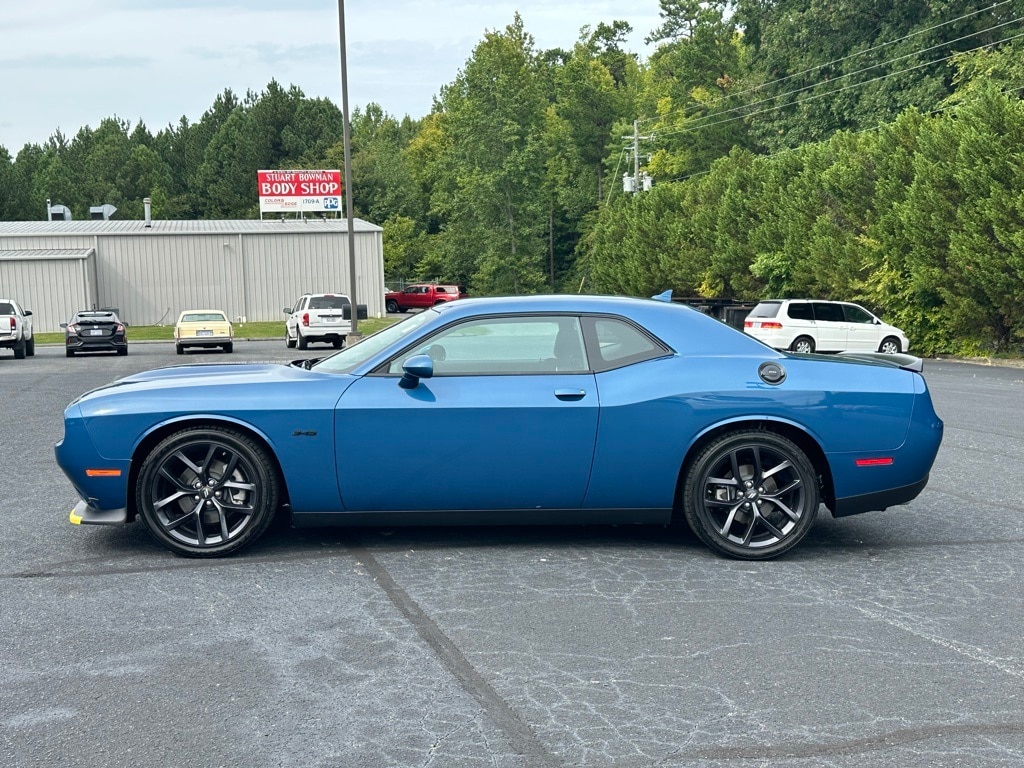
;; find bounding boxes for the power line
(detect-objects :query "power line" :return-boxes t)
[638,0,1015,128]
[656,83,1024,188]
[677,15,1023,135]
[649,29,1024,142]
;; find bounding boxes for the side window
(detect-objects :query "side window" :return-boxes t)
[812,302,843,322]
[786,302,813,321]
[584,317,669,372]
[843,304,874,324]
[294,297,306,312]
[386,316,587,375]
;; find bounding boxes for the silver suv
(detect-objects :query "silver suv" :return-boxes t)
[744,299,909,354]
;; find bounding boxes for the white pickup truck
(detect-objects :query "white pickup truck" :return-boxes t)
[284,293,352,350]
[0,298,35,359]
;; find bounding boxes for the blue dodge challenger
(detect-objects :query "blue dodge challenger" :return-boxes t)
[56,294,943,560]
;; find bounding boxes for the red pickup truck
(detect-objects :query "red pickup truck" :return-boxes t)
[385,284,468,313]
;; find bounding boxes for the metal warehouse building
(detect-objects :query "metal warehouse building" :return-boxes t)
[0,219,385,333]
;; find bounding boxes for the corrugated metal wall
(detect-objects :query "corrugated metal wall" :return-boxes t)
[99,235,246,326]
[0,253,94,332]
[0,225,384,331]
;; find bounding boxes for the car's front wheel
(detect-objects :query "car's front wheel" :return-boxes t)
[136,426,280,557]
[790,336,815,354]
[878,337,901,354]
[683,430,819,560]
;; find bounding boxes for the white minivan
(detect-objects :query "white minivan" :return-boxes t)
[743,299,909,354]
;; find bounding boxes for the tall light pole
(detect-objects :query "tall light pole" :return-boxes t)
[337,0,359,339]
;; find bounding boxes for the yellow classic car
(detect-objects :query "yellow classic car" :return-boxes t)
[174,309,233,354]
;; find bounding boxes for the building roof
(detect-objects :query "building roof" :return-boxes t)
[0,218,382,236]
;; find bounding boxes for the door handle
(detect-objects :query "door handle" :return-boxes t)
[554,389,586,401]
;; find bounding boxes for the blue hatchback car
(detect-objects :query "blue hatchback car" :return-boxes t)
[56,294,943,560]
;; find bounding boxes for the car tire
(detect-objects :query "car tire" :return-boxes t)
[332,338,343,349]
[13,338,26,359]
[386,299,399,313]
[136,426,280,558]
[878,337,901,354]
[118,347,128,356]
[297,331,308,350]
[791,336,815,354]
[285,330,296,349]
[66,349,75,358]
[26,337,35,356]
[176,344,184,355]
[683,430,819,560]
[224,342,233,353]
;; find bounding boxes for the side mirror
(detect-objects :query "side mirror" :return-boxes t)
[59,322,68,329]
[399,354,434,389]
[283,307,292,314]
[25,310,32,316]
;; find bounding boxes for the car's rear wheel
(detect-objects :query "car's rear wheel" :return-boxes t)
[176,343,184,355]
[386,299,399,313]
[224,342,233,353]
[117,347,128,356]
[297,331,308,350]
[683,430,819,560]
[26,337,35,356]
[791,336,815,354]
[66,349,75,358]
[13,338,26,359]
[136,426,280,557]
[879,337,901,354]
[332,338,343,349]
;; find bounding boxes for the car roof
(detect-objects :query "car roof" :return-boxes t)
[379,293,775,363]
[178,309,228,317]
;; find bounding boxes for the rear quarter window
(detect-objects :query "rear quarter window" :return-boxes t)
[786,303,814,320]
[748,302,781,319]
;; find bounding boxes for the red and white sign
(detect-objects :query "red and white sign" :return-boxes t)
[257,169,342,214]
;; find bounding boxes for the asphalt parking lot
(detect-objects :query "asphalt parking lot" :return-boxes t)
[2,341,1023,767]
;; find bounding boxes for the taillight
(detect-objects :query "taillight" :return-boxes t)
[7,317,13,330]
[116,324,125,332]
[743,321,752,328]
[302,312,310,326]
[761,322,783,329]
[67,323,79,333]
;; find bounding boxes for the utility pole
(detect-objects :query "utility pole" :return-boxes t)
[623,120,654,195]
[337,0,359,340]
[633,120,641,194]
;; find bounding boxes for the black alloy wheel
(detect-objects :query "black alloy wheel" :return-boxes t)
[136,427,280,557]
[684,430,819,560]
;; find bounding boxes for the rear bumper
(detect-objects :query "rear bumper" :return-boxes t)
[831,475,929,517]
[69,499,129,525]
[67,338,127,351]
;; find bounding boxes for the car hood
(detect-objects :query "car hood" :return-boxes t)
[73,362,338,404]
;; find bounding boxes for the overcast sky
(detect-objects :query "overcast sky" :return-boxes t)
[0,0,664,152]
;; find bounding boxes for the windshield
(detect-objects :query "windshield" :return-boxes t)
[311,309,436,374]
